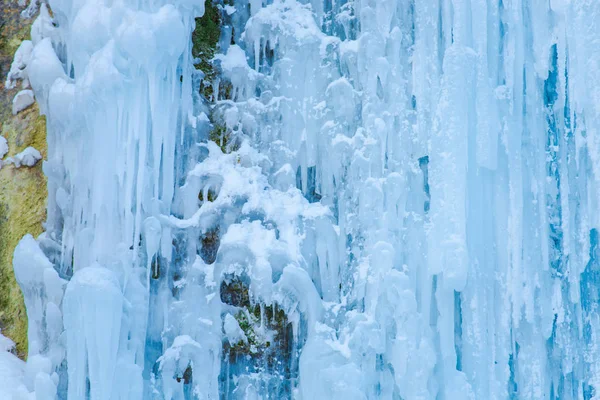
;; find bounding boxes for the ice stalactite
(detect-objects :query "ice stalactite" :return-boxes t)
[7,0,600,399]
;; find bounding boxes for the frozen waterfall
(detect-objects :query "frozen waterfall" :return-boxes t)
[5,0,600,398]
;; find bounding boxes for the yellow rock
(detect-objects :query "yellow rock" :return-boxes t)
[0,0,48,359]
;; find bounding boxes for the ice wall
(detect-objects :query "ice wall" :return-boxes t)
[9,0,600,398]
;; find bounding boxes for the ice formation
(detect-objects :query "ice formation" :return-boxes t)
[12,90,36,115]
[0,332,29,399]
[6,0,600,398]
[5,41,34,90]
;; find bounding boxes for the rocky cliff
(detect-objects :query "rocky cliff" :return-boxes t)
[0,0,47,358]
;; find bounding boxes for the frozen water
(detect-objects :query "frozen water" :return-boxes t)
[5,0,600,398]
[63,267,123,400]
[12,89,35,115]
[0,332,29,399]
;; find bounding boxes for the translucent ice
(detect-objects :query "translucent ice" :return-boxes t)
[7,0,600,398]
[63,267,122,400]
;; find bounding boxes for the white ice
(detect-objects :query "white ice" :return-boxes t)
[5,0,600,399]
[0,136,8,159]
[12,89,35,115]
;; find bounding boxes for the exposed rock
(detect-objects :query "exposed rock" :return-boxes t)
[0,0,48,358]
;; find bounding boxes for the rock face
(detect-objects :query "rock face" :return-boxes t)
[0,0,47,358]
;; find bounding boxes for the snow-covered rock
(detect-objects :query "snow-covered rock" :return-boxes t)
[12,90,35,115]
[5,40,33,90]
[5,147,42,167]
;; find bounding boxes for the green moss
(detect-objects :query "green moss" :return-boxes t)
[233,310,259,351]
[0,105,48,359]
[192,2,240,155]
[218,81,234,101]
[151,254,165,280]
[221,278,292,369]
[192,0,222,101]
[226,304,290,366]
[208,111,241,154]
[0,8,31,59]
[220,278,250,308]
[197,187,218,203]
[208,122,230,153]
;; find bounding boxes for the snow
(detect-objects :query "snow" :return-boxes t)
[6,0,600,398]
[223,314,247,345]
[27,38,66,114]
[0,136,7,160]
[12,89,35,115]
[223,5,236,16]
[5,147,42,167]
[5,40,33,90]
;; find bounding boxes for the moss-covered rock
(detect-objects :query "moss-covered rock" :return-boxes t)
[0,0,48,359]
[208,121,240,154]
[220,277,251,308]
[192,0,222,101]
[221,277,293,373]
[200,226,220,264]
[197,185,219,203]
[193,1,238,157]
